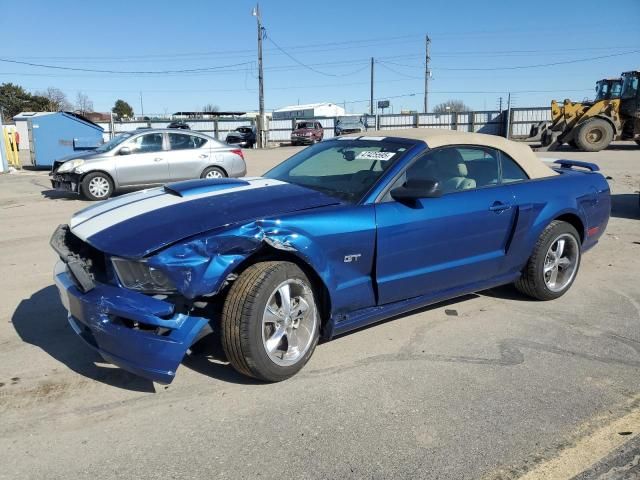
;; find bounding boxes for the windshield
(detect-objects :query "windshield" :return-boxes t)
[621,73,639,100]
[264,139,414,203]
[94,132,133,153]
[296,122,315,129]
[595,80,622,101]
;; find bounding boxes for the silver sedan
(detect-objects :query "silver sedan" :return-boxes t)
[50,129,247,200]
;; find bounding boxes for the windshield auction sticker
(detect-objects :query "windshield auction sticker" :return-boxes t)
[355,151,396,161]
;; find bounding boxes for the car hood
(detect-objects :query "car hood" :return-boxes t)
[292,129,313,135]
[69,177,341,258]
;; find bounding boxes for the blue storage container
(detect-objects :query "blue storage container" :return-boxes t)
[13,112,104,168]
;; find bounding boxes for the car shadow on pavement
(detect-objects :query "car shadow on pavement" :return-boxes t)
[12,285,156,393]
[610,193,640,220]
[40,189,84,201]
[182,335,264,385]
[182,353,264,385]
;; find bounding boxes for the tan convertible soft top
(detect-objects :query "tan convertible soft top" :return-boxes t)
[346,128,556,179]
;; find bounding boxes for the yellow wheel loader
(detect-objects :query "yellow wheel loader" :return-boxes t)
[529,77,625,151]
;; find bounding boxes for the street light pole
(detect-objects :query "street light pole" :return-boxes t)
[253,3,265,148]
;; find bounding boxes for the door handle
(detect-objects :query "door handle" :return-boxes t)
[489,201,511,212]
[198,154,208,159]
[154,157,163,162]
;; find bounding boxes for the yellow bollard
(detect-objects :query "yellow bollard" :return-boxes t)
[3,128,21,169]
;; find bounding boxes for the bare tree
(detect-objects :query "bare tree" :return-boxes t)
[75,91,94,115]
[202,103,219,113]
[433,99,471,114]
[37,87,72,111]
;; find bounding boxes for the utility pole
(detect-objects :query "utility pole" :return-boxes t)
[498,96,503,112]
[139,92,144,118]
[0,109,8,173]
[423,35,431,113]
[505,92,512,139]
[253,3,265,148]
[370,57,374,116]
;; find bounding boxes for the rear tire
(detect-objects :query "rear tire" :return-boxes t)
[515,221,581,300]
[201,166,226,179]
[575,118,614,152]
[221,261,320,382]
[81,172,114,201]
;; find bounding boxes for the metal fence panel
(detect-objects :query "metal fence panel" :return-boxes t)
[473,111,503,135]
[268,119,292,142]
[379,114,415,129]
[510,107,551,138]
[418,113,453,129]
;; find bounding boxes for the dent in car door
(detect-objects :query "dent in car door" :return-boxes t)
[116,132,169,186]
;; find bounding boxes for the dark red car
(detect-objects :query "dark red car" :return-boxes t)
[291,121,323,146]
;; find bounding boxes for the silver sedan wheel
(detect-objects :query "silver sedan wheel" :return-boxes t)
[262,279,317,366]
[88,176,110,198]
[543,233,579,292]
[205,169,223,179]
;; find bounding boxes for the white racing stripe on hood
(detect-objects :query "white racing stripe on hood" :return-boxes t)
[71,178,284,242]
[70,188,166,229]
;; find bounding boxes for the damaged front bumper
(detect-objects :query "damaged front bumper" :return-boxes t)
[50,172,81,193]
[53,260,208,384]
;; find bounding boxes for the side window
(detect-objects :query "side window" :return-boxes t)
[168,133,207,150]
[400,146,498,195]
[500,152,529,183]
[456,147,499,188]
[127,133,164,153]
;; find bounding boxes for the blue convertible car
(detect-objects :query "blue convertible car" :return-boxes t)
[51,129,610,383]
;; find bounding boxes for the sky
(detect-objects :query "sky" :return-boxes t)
[1,0,639,116]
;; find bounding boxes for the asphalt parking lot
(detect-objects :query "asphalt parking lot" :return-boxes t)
[0,143,639,479]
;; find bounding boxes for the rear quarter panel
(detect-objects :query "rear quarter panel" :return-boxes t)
[505,169,610,275]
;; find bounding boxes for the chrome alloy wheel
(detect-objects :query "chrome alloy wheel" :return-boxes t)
[88,176,110,198]
[262,279,317,366]
[543,233,579,292]
[205,169,223,179]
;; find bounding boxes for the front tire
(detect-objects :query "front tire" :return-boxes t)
[81,172,114,201]
[575,118,614,152]
[515,221,581,300]
[221,261,320,382]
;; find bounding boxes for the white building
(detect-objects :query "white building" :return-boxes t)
[272,103,346,120]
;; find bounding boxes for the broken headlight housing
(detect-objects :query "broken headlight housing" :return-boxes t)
[111,258,176,293]
[57,159,85,173]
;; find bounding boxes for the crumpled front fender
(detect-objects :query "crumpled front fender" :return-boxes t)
[147,220,332,300]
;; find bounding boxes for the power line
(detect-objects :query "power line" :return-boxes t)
[265,33,370,77]
[432,50,639,71]
[0,57,254,74]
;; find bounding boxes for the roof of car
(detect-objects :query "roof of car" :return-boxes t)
[124,128,213,137]
[345,128,556,179]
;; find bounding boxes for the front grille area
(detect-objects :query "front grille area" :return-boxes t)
[51,224,108,284]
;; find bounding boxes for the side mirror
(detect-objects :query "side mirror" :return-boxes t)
[119,146,131,155]
[390,179,442,203]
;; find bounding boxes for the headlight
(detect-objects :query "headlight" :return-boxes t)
[111,258,176,293]
[57,159,85,173]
